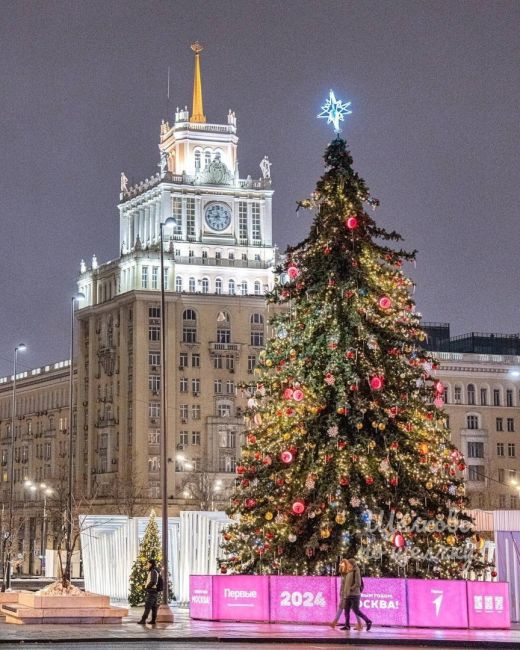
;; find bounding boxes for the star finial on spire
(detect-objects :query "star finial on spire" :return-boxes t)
[317,90,352,133]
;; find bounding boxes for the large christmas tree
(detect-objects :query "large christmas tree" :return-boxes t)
[221,127,484,579]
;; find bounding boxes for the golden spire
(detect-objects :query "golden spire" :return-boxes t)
[190,41,206,123]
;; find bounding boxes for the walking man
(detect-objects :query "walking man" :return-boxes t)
[138,558,161,625]
[340,558,372,631]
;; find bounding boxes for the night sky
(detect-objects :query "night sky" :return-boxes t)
[1,0,519,377]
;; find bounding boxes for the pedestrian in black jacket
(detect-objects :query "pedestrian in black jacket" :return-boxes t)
[138,559,160,625]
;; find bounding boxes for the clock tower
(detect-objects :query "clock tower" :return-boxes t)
[75,44,277,507]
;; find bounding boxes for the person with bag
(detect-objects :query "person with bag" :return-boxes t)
[137,558,163,625]
[330,558,363,630]
[339,558,372,631]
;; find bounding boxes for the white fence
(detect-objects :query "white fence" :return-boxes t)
[80,511,230,603]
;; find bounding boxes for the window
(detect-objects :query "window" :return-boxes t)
[254,281,261,295]
[172,196,183,233]
[192,379,200,394]
[148,456,159,473]
[507,418,515,432]
[215,251,221,260]
[226,380,235,395]
[217,403,231,417]
[219,455,236,473]
[179,404,189,420]
[215,278,222,294]
[508,443,516,458]
[238,201,248,241]
[151,266,159,290]
[509,469,517,481]
[511,495,518,509]
[141,266,149,289]
[250,313,264,346]
[179,377,188,393]
[186,198,196,238]
[201,278,209,293]
[148,431,160,445]
[466,415,479,429]
[251,331,264,346]
[251,313,264,325]
[497,442,505,457]
[176,276,183,292]
[189,277,196,292]
[228,279,235,295]
[214,355,223,369]
[496,417,504,432]
[507,389,514,407]
[202,250,208,259]
[179,431,189,446]
[183,327,197,343]
[248,355,257,373]
[499,494,506,508]
[219,429,236,448]
[240,281,248,296]
[149,402,160,418]
[225,355,234,371]
[179,352,188,369]
[149,351,160,366]
[468,465,485,482]
[149,375,160,392]
[217,328,230,344]
[467,441,484,458]
[214,379,222,394]
[195,150,201,170]
[498,468,505,483]
[228,251,235,260]
[454,386,462,403]
[191,405,201,420]
[163,267,169,290]
[251,202,261,241]
[182,309,197,343]
[467,384,476,405]
[494,389,501,406]
[192,431,201,445]
[191,353,200,368]
[480,388,488,406]
[205,150,211,167]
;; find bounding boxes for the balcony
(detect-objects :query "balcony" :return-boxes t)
[209,342,242,355]
[175,256,271,269]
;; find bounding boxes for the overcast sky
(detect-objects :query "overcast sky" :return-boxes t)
[0,0,519,376]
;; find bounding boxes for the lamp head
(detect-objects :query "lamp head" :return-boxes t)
[73,293,86,304]
[24,479,33,488]
[17,343,26,352]
[163,217,177,229]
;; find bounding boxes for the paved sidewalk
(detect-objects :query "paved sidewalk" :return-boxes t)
[0,608,519,647]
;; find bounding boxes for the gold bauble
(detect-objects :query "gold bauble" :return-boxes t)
[265,511,273,521]
[446,534,456,546]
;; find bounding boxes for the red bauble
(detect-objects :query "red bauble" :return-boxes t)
[379,296,392,309]
[276,478,285,486]
[370,376,384,390]
[247,434,257,444]
[283,387,294,400]
[293,389,304,402]
[292,500,305,515]
[392,532,405,548]
[236,465,246,475]
[389,476,399,486]
[365,476,374,485]
[338,440,347,449]
[287,265,299,279]
[281,450,293,464]
[324,246,332,254]
[245,498,257,509]
[220,565,228,574]
[346,216,358,229]
[345,350,355,359]
[339,476,349,486]
[349,384,359,392]
[491,570,498,578]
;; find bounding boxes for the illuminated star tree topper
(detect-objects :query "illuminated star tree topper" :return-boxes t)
[317,90,352,133]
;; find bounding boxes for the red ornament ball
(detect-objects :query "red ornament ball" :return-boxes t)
[287,265,299,279]
[346,216,358,229]
[292,500,305,515]
[365,476,374,485]
[379,296,392,309]
[389,476,399,486]
[370,376,384,390]
[281,450,294,464]
[220,565,228,574]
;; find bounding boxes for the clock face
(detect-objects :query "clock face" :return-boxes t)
[205,203,231,231]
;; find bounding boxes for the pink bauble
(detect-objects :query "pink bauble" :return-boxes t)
[379,296,392,309]
[281,450,293,464]
[370,376,384,390]
[292,389,304,402]
[435,381,444,394]
[434,397,444,409]
[292,500,305,515]
[346,216,358,229]
[393,532,405,548]
[287,265,299,279]
[283,388,294,400]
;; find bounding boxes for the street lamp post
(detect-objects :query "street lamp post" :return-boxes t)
[64,294,84,585]
[158,218,176,623]
[2,343,26,591]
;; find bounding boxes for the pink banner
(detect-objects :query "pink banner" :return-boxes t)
[467,581,510,628]
[407,579,468,628]
[212,574,270,622]
[334,577,408,626]
[270,575,336,624]
[189,574,213,620]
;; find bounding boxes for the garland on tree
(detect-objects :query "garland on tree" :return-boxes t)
[220,136,488,579]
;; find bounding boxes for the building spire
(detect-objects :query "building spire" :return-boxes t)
[190,41,206,123]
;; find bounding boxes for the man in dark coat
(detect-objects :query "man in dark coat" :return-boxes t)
[138,559,160,625]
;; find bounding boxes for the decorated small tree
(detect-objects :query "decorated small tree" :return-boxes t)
[220,94,485,579]
[129,510,162,606]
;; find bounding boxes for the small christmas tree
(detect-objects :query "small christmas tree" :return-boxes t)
[128,510,163,606]
[221,117,485,579]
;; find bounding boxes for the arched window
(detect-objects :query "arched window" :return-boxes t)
[217,311,231,343]
[467,384,476,405]
[204,150,211,167]
[228,279,235,295]
[250,313,264,346]
[215,278,222,294]
[189,277,196,293]
[194,150,201,171]
[201,278,209,294]
[254,281,261,295]
[240,281,248,296]
[175,276,183,292]
[454,385,462,403]
[182,309,197,343]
